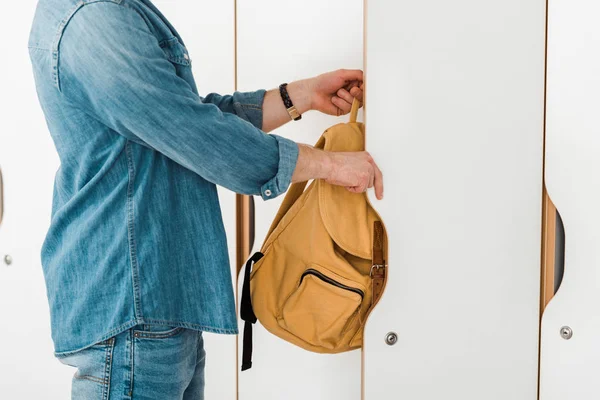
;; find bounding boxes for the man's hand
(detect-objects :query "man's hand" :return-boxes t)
[261,69,364,132]
[292,144,384,200]
[306,69,364,116]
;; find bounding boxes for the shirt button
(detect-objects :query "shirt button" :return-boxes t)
[184,54,189,60]
[264,189,272,197]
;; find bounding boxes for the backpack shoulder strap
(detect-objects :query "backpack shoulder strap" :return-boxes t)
[349,97,361,123]
[263,134,326,240]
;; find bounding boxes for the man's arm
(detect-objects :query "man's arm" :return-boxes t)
[201,91,266,129]
[59,3,295,200]
[201,69,364,133]
[59,3,382,199]
[293,144,383,199]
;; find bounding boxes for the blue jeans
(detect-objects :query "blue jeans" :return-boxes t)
[57,324,205,399]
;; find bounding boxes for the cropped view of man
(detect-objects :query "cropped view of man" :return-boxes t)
[28,0,383,398]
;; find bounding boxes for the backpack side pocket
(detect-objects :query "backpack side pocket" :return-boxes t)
[276,263,365,350]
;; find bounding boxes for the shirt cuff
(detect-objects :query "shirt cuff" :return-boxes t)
[259,135,299,200]
[232,89,266,130]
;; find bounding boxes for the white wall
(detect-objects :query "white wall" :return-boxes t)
[363,1,545,399]
[235,1,364,399]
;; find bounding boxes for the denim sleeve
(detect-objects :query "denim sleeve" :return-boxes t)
[202,91,266,130]
[57,3,298,200]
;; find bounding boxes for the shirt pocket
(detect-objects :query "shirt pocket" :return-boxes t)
[160,37,191,66]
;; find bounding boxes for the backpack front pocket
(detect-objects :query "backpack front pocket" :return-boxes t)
[277,264,365,350]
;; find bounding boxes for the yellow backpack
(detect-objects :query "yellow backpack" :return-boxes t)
[240,100,387,370]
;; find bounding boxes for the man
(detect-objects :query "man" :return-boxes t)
[28,0,383,398]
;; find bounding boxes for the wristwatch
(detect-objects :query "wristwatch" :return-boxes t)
[279,83,302,121]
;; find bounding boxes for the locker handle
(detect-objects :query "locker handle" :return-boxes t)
[541,192,565,310]
[236,194,255,276]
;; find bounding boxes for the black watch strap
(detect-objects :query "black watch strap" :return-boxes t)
[279,83,302,121]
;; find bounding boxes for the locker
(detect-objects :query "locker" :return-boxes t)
[235,1,365,399]
[362,1,546,398]
[540,1,600,399]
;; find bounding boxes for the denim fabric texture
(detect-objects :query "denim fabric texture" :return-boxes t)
[28,0,299,355]
[57,324,206,399]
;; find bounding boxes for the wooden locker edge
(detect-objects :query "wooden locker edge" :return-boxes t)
[538,190,556,400]
[538,0,555,397]
[540,190,556,311]
[361,0,367,399]
[234,0,250,397]
[233,0,252,278]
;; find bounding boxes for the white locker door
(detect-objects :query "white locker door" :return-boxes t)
[150,2,238,399]
[363,1,545,399]
[540,1,600,399]
[236,1,364,399]
[0,1,70,397]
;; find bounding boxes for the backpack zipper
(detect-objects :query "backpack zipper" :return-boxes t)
[299,269,365,300]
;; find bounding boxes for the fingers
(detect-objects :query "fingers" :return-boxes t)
[328,151,381,200]
[331,96,352,115]
[344,80,364,103]
[333,87,362,116]
[339,69,364,82]
[347,159,374,194]
[370,159,384,200]
[337,88,355,104]
[345,154,383,200]
[368,171,375,190]
[349,85,364,102]
[346,186,363,194]
[340,69,364,103]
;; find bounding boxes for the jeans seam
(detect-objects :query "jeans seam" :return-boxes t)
[74,374,107,384]
[102,337,115,400]
[133,327,184,339]
[126,140,144,319]
[128,329,134,397]
[71,337,115,397]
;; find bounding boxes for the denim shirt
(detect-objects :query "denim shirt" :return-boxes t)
[28,0,299,355]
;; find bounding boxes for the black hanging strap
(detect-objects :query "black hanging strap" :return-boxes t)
[240,251,264,371]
